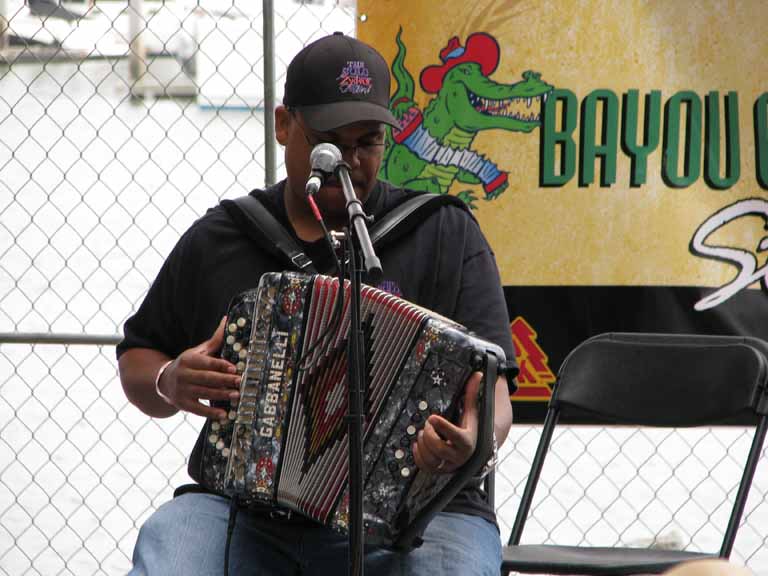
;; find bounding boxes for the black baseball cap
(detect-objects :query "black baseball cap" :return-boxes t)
[283,32,398,132]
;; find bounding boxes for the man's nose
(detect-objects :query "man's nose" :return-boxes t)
[339,144,361,167]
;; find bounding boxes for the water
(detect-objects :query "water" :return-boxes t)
[1,3,767,574]
[0,4,355,573]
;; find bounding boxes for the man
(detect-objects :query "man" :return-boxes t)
[118,32,516,575]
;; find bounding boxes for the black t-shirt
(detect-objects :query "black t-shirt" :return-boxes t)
[117,179,517,527]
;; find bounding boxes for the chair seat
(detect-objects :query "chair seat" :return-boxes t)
[502,544,717,575]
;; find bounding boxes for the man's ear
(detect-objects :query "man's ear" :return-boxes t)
[275,106,291,145]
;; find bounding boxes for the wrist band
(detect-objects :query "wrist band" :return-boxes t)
[154,359,174,405]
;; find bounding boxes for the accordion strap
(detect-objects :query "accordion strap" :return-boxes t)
[223,191,469,274]
[222,194,319,274]
[369,192,469,249]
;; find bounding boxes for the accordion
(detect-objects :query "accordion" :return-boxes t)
[199,271,504,548]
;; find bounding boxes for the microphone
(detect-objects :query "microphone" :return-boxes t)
[305,143,343,196]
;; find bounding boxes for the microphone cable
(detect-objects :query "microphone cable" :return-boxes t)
[295,194,346,374]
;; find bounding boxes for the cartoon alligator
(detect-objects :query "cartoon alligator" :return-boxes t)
[380,29,552,205]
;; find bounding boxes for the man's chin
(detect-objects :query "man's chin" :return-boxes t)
[316,183,367,213]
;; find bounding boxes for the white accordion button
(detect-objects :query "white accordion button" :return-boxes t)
[237,317,247,327]
[406,425,417,436]
[418,400,428,411]
[239,349,247,359]
[228,323,237,333]
[236,361,245,372]
[208,434,218,444]
[221,448,230,458]
[228,410,237,420]
[212,422,220,431]
[233,342,242,352]
[400,467,411,478]
[226,335,235,345]
[216,439,225,450]
[394,449,405,460]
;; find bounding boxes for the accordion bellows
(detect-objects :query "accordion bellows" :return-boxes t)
[199,272,504,546]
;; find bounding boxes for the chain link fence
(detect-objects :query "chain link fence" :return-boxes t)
[0,1,766,574]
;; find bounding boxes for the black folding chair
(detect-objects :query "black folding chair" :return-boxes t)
[502,332,768,576]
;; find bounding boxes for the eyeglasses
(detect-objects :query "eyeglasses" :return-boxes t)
[291,110,386,160]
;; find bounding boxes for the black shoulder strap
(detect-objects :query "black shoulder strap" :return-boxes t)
[223,191,468,274]
[369,193,469,249]
[221,194,318,274]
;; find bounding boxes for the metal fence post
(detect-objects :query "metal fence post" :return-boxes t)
[128,0,147,84]
[263,0,276,187]
[0,0,8,53]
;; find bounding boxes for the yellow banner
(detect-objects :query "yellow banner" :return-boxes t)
[358,0,768,304]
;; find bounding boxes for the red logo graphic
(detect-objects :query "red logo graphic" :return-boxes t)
[510,317,554,401]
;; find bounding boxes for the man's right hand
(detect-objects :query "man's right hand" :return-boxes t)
[155,316,242,420]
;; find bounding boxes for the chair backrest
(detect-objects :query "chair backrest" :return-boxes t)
[509,332,768,558]
[554,333,768,426]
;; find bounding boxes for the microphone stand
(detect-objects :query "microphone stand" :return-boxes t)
[337,161,381,576]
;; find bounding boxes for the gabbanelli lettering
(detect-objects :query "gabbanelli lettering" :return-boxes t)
[258,331,290,438]
[690,198,768,310]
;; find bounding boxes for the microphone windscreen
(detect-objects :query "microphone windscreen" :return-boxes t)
[310,143,343,174]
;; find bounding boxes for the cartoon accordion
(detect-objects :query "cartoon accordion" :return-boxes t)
[199,271,503,548]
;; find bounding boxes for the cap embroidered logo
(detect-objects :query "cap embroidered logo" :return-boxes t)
[338,61,372,95]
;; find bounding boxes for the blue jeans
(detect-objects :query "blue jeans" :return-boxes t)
[129,493,502,575]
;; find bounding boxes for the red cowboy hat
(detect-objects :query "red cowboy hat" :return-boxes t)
[419,32,500,94]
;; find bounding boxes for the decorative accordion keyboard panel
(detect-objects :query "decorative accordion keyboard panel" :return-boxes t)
[199,272,501,546]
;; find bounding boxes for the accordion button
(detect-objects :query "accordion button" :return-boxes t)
[228,410,237,420]
[400,467,411,478]
[418,400,428,411]
[237,317,247,328]
[209,434,218,444]
[216,439,225,450]
[239,349,247,359]
[228,323,237,333]
[226,335,236,345]
[394,449,405,460]
[212,422,220,431]
[406,425,417,436]
[222,448,230,458]
[233,342,242,352]
[236,361,245,372]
